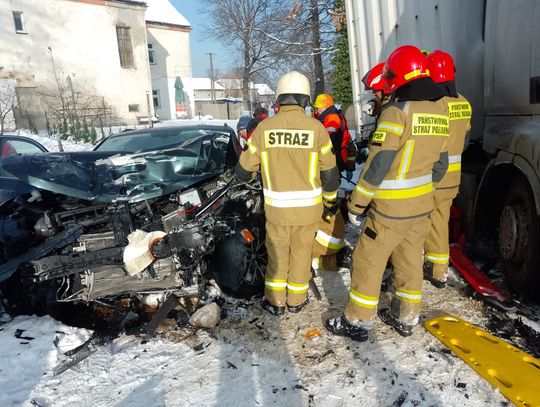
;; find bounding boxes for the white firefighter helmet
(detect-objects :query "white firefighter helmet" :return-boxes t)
[275,71,311,98]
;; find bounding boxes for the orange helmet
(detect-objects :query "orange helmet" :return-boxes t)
[384,45,429,92]
[362,62,390,94]
[313,93,334,109]
[426,50,455,83]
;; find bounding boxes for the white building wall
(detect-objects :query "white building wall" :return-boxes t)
[0,0,154,126]
[147,24,193,119]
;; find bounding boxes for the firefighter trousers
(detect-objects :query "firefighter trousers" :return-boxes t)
[312,244,339,271]
[264,221,318,307]
[311,214,346,272]
[345,213,430,325]
[424,188,457,281]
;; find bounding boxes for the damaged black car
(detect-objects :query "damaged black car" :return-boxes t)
[0,125,266,322]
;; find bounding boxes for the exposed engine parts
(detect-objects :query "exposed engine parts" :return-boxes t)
[0,174,266,316]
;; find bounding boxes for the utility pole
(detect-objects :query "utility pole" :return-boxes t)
[146,90,153,128]
[207,52,215,104]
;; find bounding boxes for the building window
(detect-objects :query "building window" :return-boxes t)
[152,90,160,109]
[116,26,134,68]
[128,104,139,112]
[148,43,155,64]
[13,11,25,33]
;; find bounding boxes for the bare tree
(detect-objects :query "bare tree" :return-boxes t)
[201,0,293,110]
[276,0,336,97]
[0,81,18,135]
[310,0,325,95]
[39,47,113,147]
[201,0,338,108]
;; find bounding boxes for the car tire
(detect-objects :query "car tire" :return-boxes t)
[499,177,540,299]
[209,223,266,299]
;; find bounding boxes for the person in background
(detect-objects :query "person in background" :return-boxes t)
[361,62,391,120]
[423,50,472,288]
[246,107,269,140]
[235,71,340,315]
[236,115,252,150]
[313,93,354,172]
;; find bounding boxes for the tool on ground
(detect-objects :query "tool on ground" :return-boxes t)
[448,206,515,311]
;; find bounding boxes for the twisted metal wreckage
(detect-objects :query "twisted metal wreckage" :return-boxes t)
[0,126,267,331]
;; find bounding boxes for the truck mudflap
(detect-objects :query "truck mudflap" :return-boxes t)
[449,206,516,312]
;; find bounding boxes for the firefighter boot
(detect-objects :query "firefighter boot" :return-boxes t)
[335,246,353,269]
[324,315,370,342]
[377,308,414,337]
[261,297,285,316]
[423,262,446,289]
[288,297,309,313]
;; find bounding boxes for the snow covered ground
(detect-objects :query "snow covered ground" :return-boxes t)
[1,223,538,407]
[2,123,539,406]
[1,267,527,407]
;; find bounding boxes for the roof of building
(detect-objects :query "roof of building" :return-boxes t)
[113,0,147,5]
[193,78,274,95]
[217,79,274,95]
[254,83,275,96]
[192,78,226,91]
[144,0,191,27]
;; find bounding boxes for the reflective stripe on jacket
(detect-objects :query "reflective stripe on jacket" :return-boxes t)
[437,94,471,190]
[238,105,338,225]
[349,99,449,220]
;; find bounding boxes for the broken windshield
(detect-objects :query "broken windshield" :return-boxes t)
[0,131,232,203]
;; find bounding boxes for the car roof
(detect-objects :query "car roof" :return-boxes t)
[104,124,234,140]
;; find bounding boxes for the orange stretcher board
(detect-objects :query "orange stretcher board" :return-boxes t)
[424,315,540,406]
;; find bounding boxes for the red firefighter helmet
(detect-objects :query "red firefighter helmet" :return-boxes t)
[426,50,455,83]
[383,45,429,91]
[362,62,390,94]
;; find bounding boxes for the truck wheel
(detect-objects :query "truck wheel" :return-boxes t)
[499,177,540,298]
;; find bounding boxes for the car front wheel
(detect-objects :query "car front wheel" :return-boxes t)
[209,223,266,298]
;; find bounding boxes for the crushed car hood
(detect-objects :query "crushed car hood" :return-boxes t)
[0,149,220,203]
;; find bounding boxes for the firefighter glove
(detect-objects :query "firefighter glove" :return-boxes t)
[348,211,365,227]
[323,201,340,220]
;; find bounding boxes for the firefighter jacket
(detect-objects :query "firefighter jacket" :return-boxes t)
[236,105,340,225]
[348,100,449,222]
[317,105,351,171]
[438,94,471,191]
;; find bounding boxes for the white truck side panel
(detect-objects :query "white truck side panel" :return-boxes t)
[484,0,539,115]
[345,0,485,138]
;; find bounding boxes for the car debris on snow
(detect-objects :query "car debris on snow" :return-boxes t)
[189,302,221,329]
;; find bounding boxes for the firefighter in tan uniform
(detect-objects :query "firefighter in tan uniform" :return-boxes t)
[423,50,472,287]
[325,46,449,340]
[235,71,340,315]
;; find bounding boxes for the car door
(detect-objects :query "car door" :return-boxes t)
[0,137,47,157]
